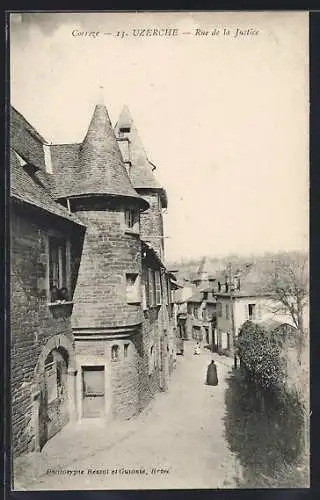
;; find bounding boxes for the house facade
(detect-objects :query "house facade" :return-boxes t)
[184,258,217,347]
[10,100,174,457]
[215,263,295,355]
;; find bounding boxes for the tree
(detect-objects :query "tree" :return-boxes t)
[261,252,309,363]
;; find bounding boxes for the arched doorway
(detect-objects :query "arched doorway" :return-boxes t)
[39,347,69,449]
[33,335,77,451]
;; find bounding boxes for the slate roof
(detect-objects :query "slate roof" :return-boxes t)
[10,107,47,171]
[49,104,146,210]
[141,240,166,269]
[10,149,85,226]
[49,143,81,198]
[114,106,168,208]
[216,260,275,298]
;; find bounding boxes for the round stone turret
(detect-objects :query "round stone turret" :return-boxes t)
[65,103,148,332]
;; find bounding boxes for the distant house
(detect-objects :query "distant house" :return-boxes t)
[171,280,192,340]
[184,258,217,347]
[215,262,295,356]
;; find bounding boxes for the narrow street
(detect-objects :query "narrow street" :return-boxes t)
[14,342,242,490]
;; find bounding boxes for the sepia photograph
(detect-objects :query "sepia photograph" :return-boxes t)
[9,10,309,490]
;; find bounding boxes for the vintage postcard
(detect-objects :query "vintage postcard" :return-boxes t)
[9,11,309,490]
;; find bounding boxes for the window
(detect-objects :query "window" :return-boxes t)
[248,303,256,321]
[218,281,221,292]
[203,292,208,300]
[227,331,231,349]
[226,304,230,320]
[126,273,141,304]
[166,278,170,306]
[235,277,241,291]
[148,269,159,306]
[217,302,222,317]
[119,127,131,136]
[124,209,139,233]
[111,345,120,361]
[124,343,129,358]
[148,269,154,306]
[193,305,198,319]
[155,270,162,305]
[49,236,69,302]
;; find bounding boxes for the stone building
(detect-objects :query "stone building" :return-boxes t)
[185,258,217,347]
[114,105,177,381]
[10,107,84,455]
[10,99,173,457]
[215,262,296,356]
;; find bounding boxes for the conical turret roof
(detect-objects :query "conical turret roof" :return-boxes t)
[115,106,166,195]
[66,104,147,208]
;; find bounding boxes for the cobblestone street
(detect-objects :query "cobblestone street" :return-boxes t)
[14,342,242,490]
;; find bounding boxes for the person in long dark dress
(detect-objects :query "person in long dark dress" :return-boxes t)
[206,359,218,386]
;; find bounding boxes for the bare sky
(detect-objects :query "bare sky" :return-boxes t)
[10,11,309,263]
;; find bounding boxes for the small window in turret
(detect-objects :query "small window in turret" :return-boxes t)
[111,345,120,361]
[119,127,130,136]
[124,209,139,234]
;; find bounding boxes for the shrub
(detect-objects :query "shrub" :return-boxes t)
[237,321,285,391]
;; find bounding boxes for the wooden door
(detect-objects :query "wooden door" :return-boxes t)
[82,366,105,418]
[38,385,48,450]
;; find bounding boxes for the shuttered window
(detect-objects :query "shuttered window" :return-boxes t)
[226,304,230,320]
[155,270,162,305]
[148,269,154,306]
[49,236,67,290]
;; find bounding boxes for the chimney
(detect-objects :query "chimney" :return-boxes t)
[43,144,53,174]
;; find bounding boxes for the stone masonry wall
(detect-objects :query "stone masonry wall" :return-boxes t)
[138,192,164,259]
[11,207,75,457]
[75,336,141,420]
[71,205,143,330]
[139,308,162,410]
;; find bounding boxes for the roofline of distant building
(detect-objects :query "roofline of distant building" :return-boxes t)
[215,292,273,299]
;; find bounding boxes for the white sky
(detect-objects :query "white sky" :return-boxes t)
[10,11,309,263]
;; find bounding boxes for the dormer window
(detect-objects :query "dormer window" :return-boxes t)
[124,209,139,233]
[119,127,131,137]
